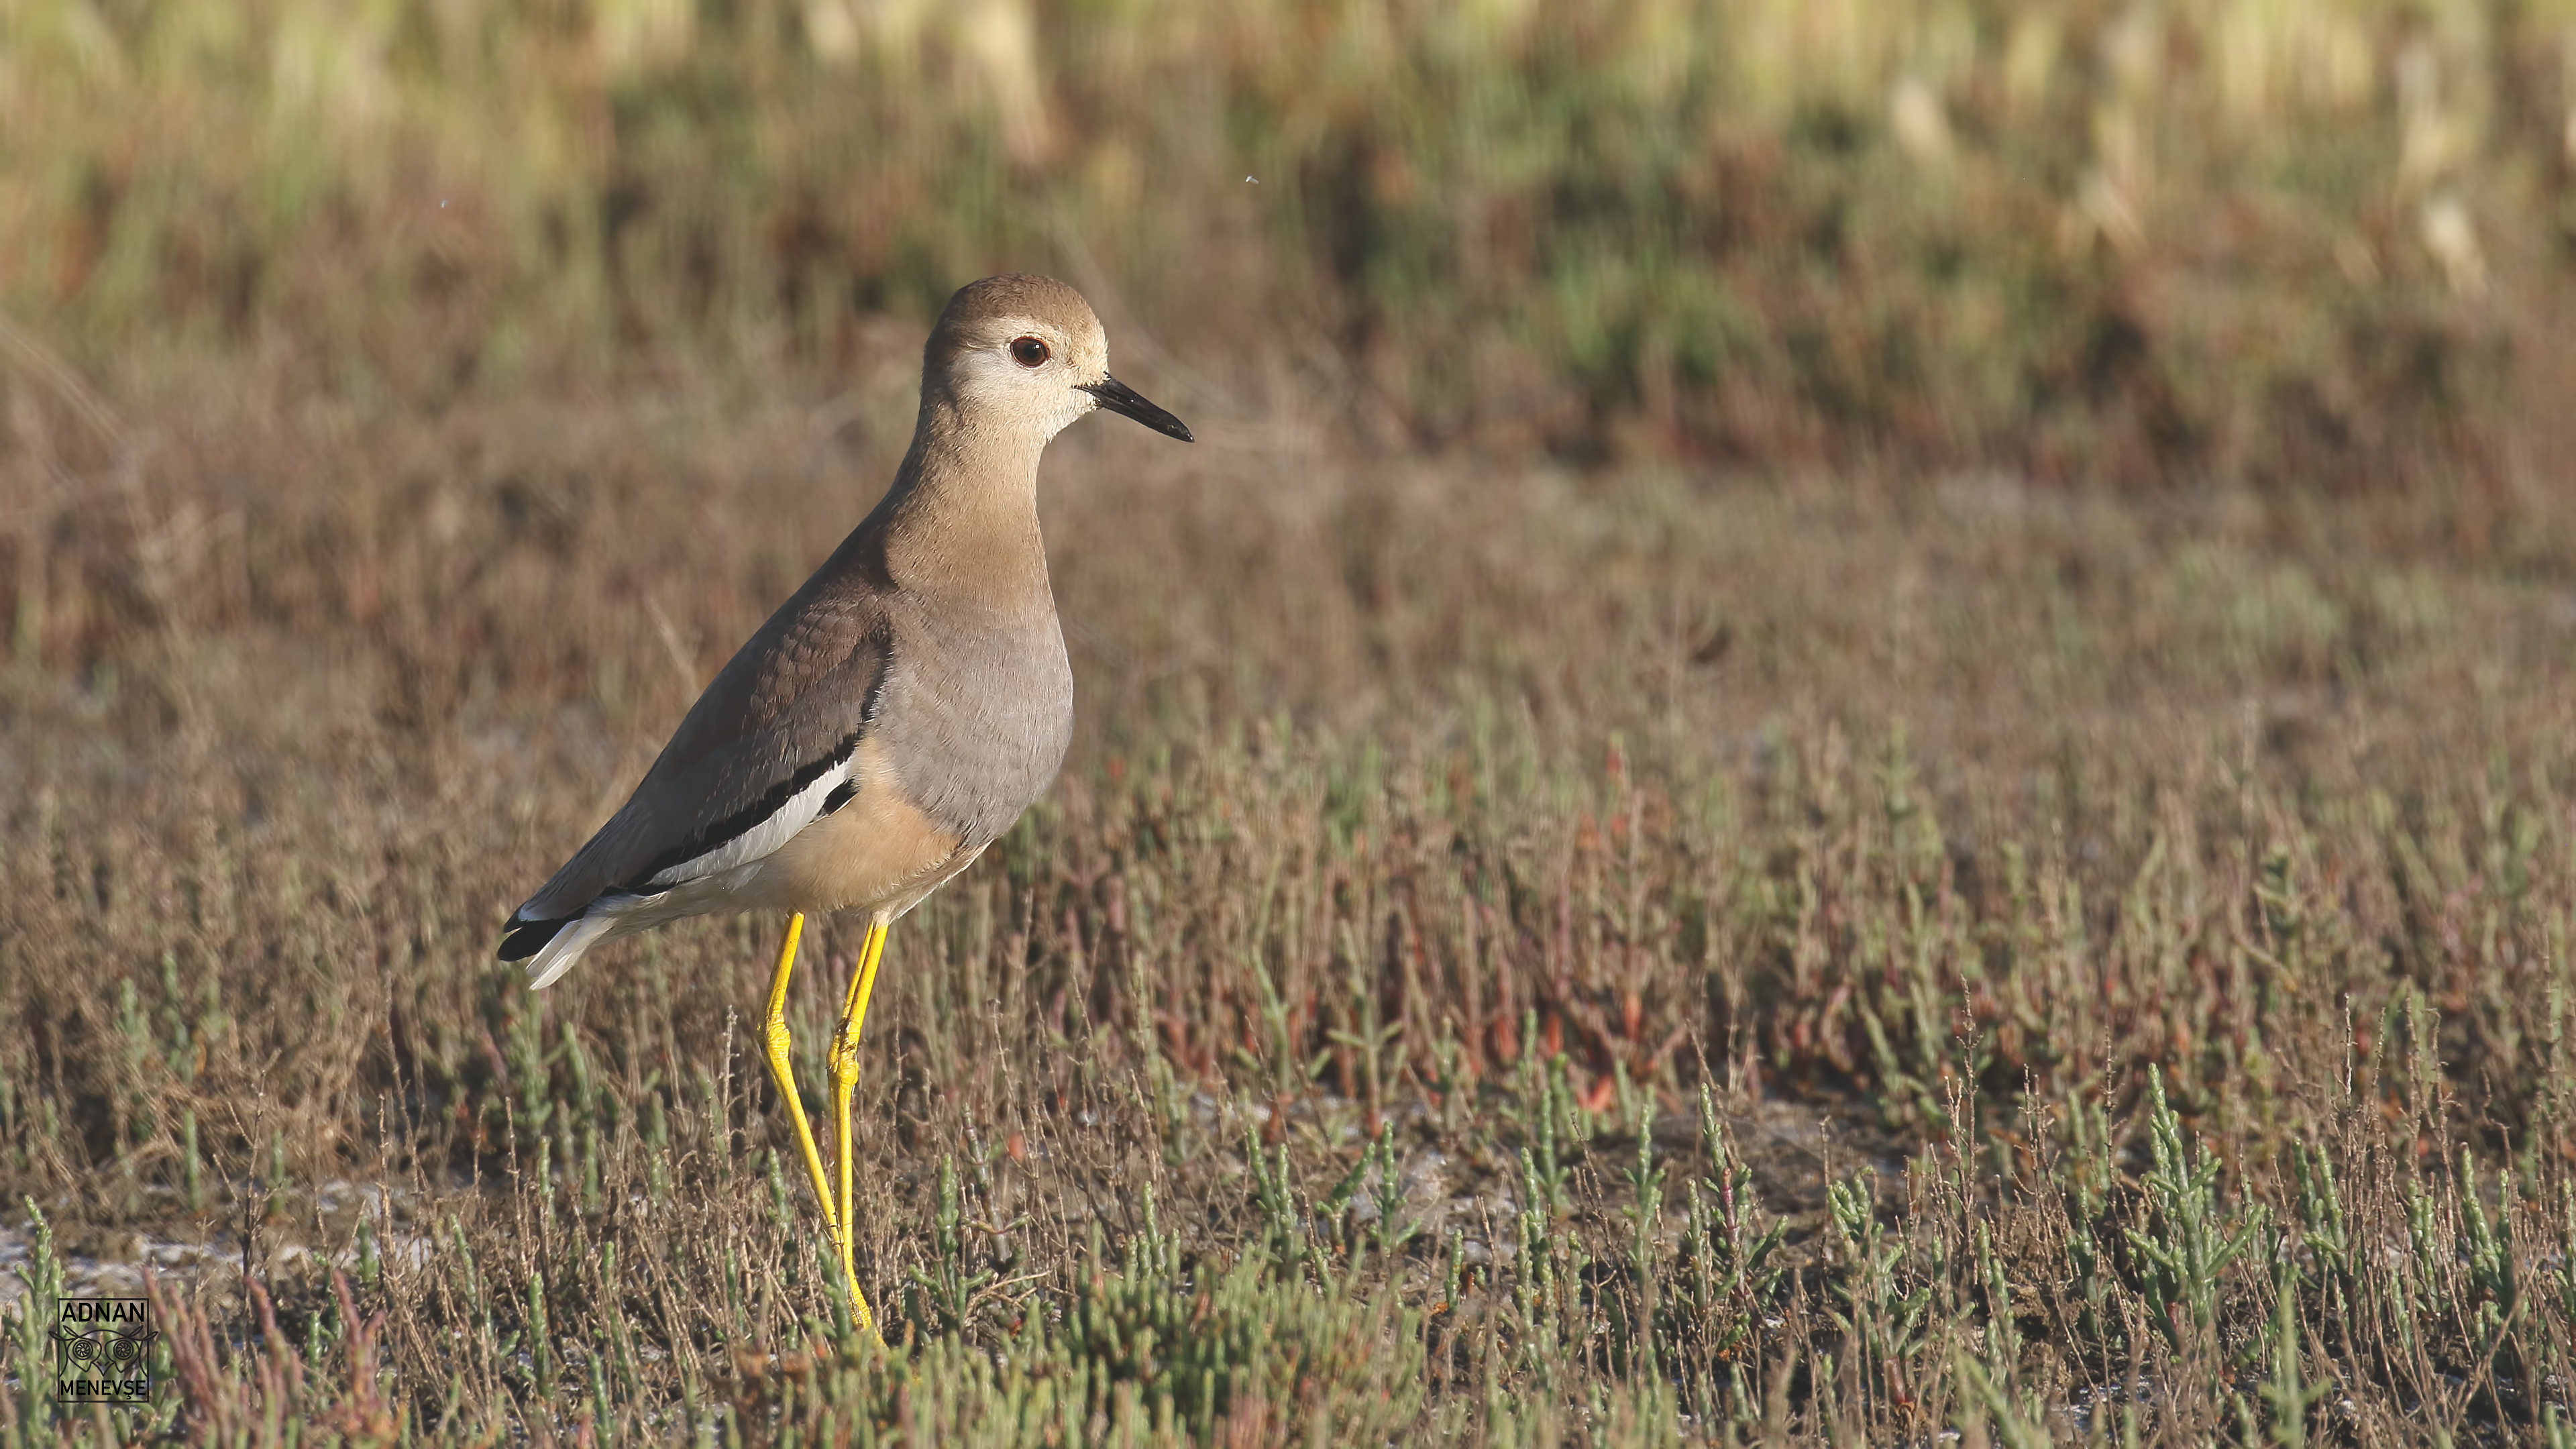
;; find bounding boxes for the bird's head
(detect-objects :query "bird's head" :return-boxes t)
[925,274,1193,444]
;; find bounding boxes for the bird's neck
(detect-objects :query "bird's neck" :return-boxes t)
[883,396,1053,602]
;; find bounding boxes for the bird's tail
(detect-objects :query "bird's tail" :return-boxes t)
[498,906,623,989]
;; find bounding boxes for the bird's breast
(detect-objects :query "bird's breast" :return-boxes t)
[872,605,1073,849]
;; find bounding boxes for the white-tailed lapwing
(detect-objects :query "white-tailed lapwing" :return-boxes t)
[498,275,1193,1334]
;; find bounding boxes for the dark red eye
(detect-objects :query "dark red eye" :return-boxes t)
[1010,336,1049,368]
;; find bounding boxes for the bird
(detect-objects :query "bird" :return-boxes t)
[494,274,1193,1336]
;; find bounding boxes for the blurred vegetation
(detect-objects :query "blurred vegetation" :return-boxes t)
[7,0,2576,481]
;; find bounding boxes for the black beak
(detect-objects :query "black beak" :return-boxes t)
[1079,375,1194,442]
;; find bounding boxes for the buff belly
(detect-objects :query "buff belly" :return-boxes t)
[746,737,980,920]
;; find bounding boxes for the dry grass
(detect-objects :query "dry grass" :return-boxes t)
[4,336,2576,1442]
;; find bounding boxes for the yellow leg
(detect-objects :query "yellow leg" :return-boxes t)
[760,912,881,1338]
[828,916,890,1319]
[761,914,835,1220]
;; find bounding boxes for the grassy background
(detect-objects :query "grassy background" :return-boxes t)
[8,0,2576,483]
[10,0,2576,1444]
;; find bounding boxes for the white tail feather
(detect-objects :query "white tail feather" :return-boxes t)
[525,911,623,989]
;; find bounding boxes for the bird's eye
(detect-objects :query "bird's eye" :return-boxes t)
[1010,336,1050,368]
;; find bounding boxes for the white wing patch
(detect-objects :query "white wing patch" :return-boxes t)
[644,759,853,890]
[522,752,878,991]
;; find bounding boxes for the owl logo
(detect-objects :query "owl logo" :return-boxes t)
[52,1299,156,1403]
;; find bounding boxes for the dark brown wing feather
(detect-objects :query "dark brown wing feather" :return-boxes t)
[508,523,900,926]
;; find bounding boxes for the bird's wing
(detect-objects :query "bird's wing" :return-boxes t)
[505,565,898,941]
